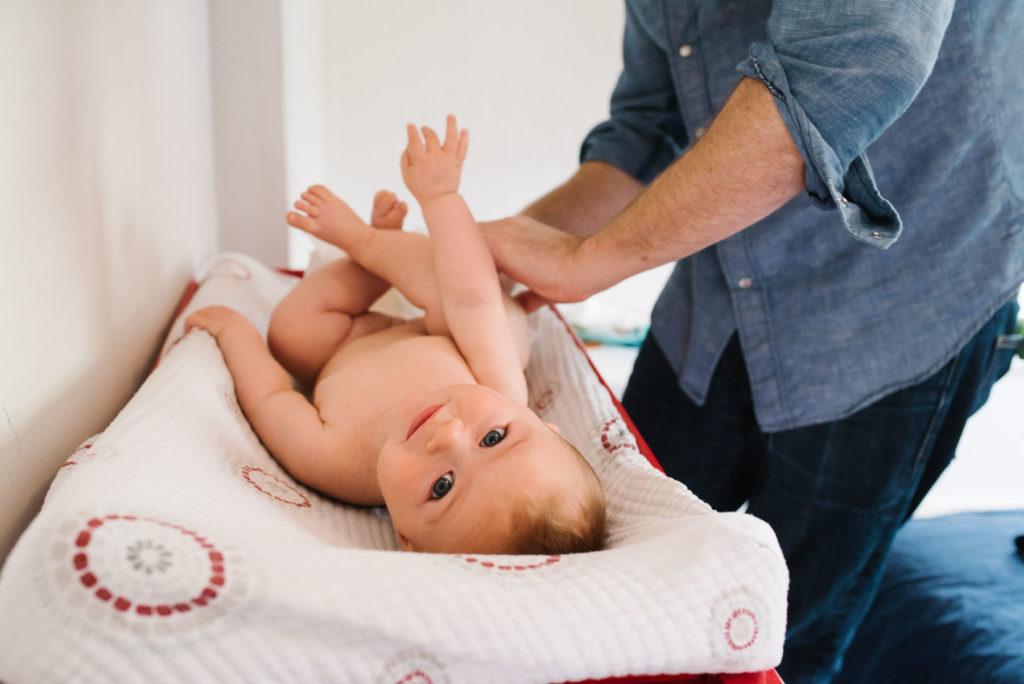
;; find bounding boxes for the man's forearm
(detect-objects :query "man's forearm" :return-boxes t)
[521,161,644,237]
[574,77,806,295]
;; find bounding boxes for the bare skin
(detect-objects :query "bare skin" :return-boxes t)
[481,77,806,310]
[187,117,590,554]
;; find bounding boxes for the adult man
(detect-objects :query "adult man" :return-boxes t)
[484,1,1023,681]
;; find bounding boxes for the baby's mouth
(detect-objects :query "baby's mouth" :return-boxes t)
[406,404,443,441]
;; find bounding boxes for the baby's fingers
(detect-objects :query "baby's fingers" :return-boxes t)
[421,125,442,153]
[457,127,469,161]
[439,114,469,160]
[405,124,424,158]
[443,114,459,151]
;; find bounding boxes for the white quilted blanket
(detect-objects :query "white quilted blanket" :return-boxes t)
[0,253,787,683]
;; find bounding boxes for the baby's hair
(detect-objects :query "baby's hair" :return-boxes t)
[507,443,606,555]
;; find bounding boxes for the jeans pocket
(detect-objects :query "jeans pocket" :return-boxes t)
[970,338,1019,415]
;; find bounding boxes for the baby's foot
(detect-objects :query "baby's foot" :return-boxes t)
[370,190,408,230]
[286,185,370,252]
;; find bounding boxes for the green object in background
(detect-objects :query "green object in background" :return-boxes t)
[571,323,648,348]
[1017,318,1024,359]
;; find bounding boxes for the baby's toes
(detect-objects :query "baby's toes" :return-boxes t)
[301,190,324,207]
[372,189,396,211]
[388,201,408,222]
[372,192,404,229]
[379,203,407,230]
[308,184,333,200]
[286,211,319,234]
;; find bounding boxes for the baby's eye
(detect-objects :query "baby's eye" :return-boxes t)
[480,427,507,447]
[431,472,454,500]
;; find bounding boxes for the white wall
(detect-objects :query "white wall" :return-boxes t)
[0,1,220,562]
[209,0,291,264]
[288,0,627,264]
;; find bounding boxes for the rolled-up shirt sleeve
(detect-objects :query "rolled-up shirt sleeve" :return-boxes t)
[738,0,955,247]
[580,3,688,184]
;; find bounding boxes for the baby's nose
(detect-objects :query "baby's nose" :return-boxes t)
[426,418,463,453]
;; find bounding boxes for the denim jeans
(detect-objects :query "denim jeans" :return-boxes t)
[621,300,1020,684]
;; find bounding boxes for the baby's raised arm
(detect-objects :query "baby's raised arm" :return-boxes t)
[401,115,528,404]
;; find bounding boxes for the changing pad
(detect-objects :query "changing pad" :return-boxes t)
[0,253,787,683]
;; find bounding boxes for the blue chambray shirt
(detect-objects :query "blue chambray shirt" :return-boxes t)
[582,0,1024,431]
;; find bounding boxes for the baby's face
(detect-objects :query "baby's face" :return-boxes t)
[377,384,584,554]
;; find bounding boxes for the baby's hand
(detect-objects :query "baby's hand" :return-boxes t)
[185,305,242,339]
[400,114,469,204]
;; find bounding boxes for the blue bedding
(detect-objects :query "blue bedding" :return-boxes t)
[835,509,1024,683]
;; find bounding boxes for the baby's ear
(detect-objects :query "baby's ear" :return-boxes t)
[544,422,561,435]
[396,531,415,552]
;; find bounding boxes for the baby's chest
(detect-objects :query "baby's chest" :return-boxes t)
[315,336,474,420]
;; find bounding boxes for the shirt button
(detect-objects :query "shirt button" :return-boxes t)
[679,44,693,58]
[695,126,708,139]
[738,277,753,289]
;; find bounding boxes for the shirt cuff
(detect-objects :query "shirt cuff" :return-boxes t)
[738,42,902,248]
[579,120,679,186]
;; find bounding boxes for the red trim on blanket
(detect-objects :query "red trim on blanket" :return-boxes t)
[545,304,664,474]
[565,672,781,684]
[548,304,785,684]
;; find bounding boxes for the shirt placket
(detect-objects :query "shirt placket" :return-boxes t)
[664,2,788,427]
[662,2,713,150]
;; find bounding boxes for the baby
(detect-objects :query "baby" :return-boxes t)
[186,116,605,555]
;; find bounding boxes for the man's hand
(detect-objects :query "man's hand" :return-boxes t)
[481,215,597,310]
[400,114,469,204]
[484,78,806,311]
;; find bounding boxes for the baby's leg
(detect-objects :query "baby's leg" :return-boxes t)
[271,190,414,385]
[287,185,443,321]
[269,258,396,386]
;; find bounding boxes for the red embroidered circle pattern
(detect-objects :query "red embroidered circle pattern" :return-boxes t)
[70,515,226,617]
[600,417,638,455]
[724,607,759,650]
[530,382,559,412]
[60,439,114,470]
[379,649,449,684]
[459,555,560,571]
[240,465,311,508]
